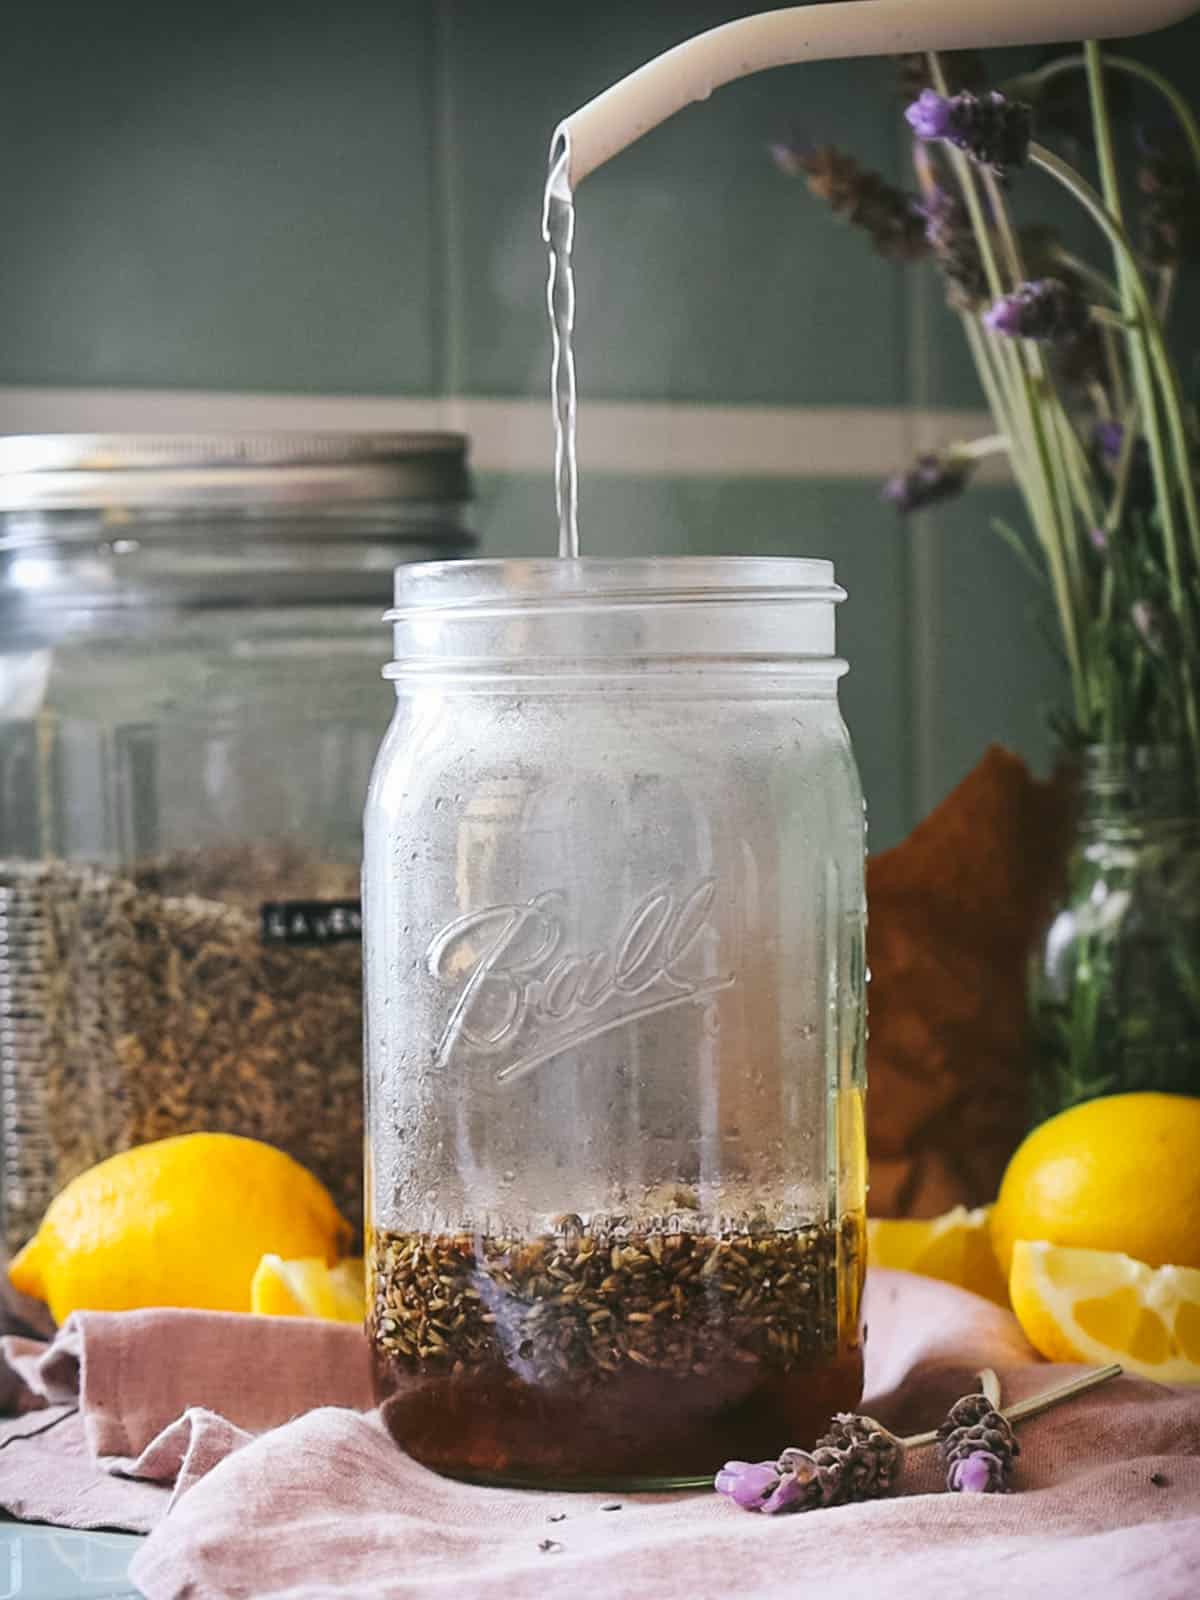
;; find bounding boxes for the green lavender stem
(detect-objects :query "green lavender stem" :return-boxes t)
[903,1363,1123,1450]
[981,164,1089,611]
[1011,53,1200,179]
[925,53,1088,720]
[1032,112,1200,778]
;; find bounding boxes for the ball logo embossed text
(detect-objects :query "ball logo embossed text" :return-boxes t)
[427,877,734,1082]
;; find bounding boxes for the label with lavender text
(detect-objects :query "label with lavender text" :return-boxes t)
[260,899,362,946]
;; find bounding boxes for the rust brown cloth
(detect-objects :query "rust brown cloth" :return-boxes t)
[1,1274,1198,1598]
[867,746,1071,1217]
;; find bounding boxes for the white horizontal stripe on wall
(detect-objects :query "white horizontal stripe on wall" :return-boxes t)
[0,388,1001,482]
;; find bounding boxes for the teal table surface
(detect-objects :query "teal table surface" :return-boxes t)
[0,1526,144,1600]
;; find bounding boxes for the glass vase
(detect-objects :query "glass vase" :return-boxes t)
[1028,744,1200,1123]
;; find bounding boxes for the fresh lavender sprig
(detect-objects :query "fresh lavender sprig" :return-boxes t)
[983,278,1091,343]
[906,88,1033,175]
[1137,128,1200,269]
[922,187,989,310]
[772,142,929,263]
[882,452,973,514]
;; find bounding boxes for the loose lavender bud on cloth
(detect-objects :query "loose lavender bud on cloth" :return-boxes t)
[717,1367,1122,1518]
[984,279,1090,343]
[713,1461,785,1512]
[938,1393,1019,1493]
[716,1415,904,1515]
[882,453,972,514]
[906,89,1033,175]
[949,1450,1008,1494]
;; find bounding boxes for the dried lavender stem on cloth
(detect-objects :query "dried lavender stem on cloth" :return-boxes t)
[717,1362,1122,1513]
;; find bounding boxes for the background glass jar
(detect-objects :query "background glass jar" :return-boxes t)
[0,432,474,1251]
[364,557,867,1489]
[1029,744,1200,1121]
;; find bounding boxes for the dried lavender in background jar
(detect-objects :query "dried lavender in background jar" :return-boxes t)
[0,847,363,1247]
[0,433,474,1250]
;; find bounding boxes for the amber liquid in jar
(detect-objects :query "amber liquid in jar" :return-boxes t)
[370,1216,864,1488]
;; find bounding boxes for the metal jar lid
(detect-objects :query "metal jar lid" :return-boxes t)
[0,432,475,616]
[0,432,472,526]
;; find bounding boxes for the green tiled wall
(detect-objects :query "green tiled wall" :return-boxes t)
[0,0,440,392]
[3,2,1199,848]
[442,2,907,406]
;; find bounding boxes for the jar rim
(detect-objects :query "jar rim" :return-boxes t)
[387,556,843,619]
[0,432,472,531]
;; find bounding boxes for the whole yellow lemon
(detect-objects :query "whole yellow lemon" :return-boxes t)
[9,1133,350,1322]
[992,1092,1200,1276]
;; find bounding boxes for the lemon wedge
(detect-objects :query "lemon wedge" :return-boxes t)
[251,1254,365,1322]
[868,1204,1009,1306]
[1010,1240,1200,1383]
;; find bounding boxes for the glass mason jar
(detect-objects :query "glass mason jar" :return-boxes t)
[363,557,867,1489]
[1029,744,1200,1122]
[0,432,473,1251]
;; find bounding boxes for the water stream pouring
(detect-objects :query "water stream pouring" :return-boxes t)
[543,0,1200,555]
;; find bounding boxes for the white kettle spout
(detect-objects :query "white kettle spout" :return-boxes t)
[556,0,1200,188]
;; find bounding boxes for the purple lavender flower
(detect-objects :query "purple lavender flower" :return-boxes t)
[906,89,957,141]
[1094,419,1125,467]
[1091,419,1153,509]
[715,1454,821,1515]
[770,141,805,177]
[905,88,1033,175]
[948,1450,1007,1494]
[714,1460,781,1510]
[983,279,1090,344]
[1089,525,1109,554]
[881,452,972,514]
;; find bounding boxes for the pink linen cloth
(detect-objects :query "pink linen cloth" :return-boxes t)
[0,1307,371,1527]
[0,1272,1196,1599]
